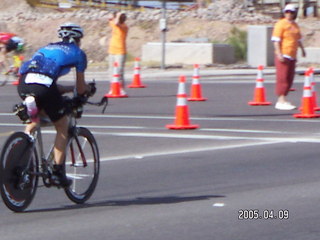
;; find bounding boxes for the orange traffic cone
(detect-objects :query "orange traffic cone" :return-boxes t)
[294,70,320,118]
[309,67,320,111]
[166,75,199,130]
[128,57,146,88]
[188,64,207,101]
[248,65,271,106]
[12,80,19,85]
[105,62,128,98]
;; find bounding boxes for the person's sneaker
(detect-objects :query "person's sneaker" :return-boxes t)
[52,164,72,188]
[120,88,127,95]
[275,102,296,110]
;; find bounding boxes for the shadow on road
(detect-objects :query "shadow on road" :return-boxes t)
[24,194,225,213]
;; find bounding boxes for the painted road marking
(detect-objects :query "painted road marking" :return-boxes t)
[0,112,319,123]
[97,141,279,162]
[212,203,225,207]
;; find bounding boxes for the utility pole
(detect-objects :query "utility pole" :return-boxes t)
[160,0,167,70]
[279,0,286,9]
[297,0,305,18]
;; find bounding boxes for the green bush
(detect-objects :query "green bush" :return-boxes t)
[226,27,247,61]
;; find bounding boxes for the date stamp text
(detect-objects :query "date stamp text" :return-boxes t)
[238,209,289,220]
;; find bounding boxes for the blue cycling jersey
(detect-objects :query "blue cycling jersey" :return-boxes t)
[20,41,87,80]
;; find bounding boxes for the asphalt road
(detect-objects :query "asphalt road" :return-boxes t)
[0,70,320,240]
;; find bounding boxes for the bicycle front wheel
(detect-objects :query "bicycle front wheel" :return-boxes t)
[64,127,100,204]
[0,132,39,212]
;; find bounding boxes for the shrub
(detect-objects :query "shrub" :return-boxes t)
[226,27,247,61]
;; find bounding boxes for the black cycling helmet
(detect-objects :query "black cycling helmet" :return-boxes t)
[58,22,84,43]
[6,37,25,52]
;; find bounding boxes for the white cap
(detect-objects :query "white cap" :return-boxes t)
[283,4,297,13]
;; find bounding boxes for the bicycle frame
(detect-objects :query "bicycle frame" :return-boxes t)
[27,114,89,187]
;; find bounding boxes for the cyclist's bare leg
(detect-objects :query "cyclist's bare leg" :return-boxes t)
[53,115,69,165]
[52,114,72,187]
[25,122,37,135]
[24,110,45,135]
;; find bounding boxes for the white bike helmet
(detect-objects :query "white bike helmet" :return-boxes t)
[58,22,84,43]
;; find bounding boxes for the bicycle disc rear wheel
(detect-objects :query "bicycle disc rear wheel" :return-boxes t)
[0,132,39,212]
[65,127,100,204]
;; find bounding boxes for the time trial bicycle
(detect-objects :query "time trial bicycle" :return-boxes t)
[0,90,108,212]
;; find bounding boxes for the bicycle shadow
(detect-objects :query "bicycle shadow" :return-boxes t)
[24,194,225,213]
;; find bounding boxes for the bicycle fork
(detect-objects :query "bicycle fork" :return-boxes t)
[69,127,88,168]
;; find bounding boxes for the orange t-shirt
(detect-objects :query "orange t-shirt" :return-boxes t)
[108,21,128,55]
[272,18,302,59]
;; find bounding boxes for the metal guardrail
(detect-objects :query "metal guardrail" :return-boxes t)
[253,0,320,18]
[26,0,194,10]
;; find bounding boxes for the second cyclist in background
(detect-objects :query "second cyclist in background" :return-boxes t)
[17,23,96,188]
[0,32,25,75]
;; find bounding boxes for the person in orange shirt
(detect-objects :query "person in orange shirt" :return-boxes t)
[271,4,306,110]
[108,12,128,90]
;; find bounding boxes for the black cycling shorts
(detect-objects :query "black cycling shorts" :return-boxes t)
[17,74,66,122]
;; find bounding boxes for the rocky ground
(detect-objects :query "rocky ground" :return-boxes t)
[1,0,320,67]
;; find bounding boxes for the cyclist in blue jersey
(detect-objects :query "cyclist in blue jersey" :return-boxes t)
[18,23,96,187]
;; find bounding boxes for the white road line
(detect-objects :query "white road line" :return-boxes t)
[99,141,279,162]
[0,124,314,138]
[0,112,319,123]
[200,128,290,134]
[91,131,320,143]
[81,114,320,123]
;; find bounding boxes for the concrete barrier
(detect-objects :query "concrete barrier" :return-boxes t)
[247,25,274,67]
[141,42,235,65]
[297,47,320,64]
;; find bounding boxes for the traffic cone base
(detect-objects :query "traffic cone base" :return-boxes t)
[105,93,128,98]
[105,86,128,98]
[166,124,199,130]
[293,113,320,118]
[128,77,146,88]
[248,87,271,105]
[166,106,199,129]
[188,84,207,101]
[188,97,207,101]
[248,101,272,106]
[128,74,146,88]
[128,84,146,88]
